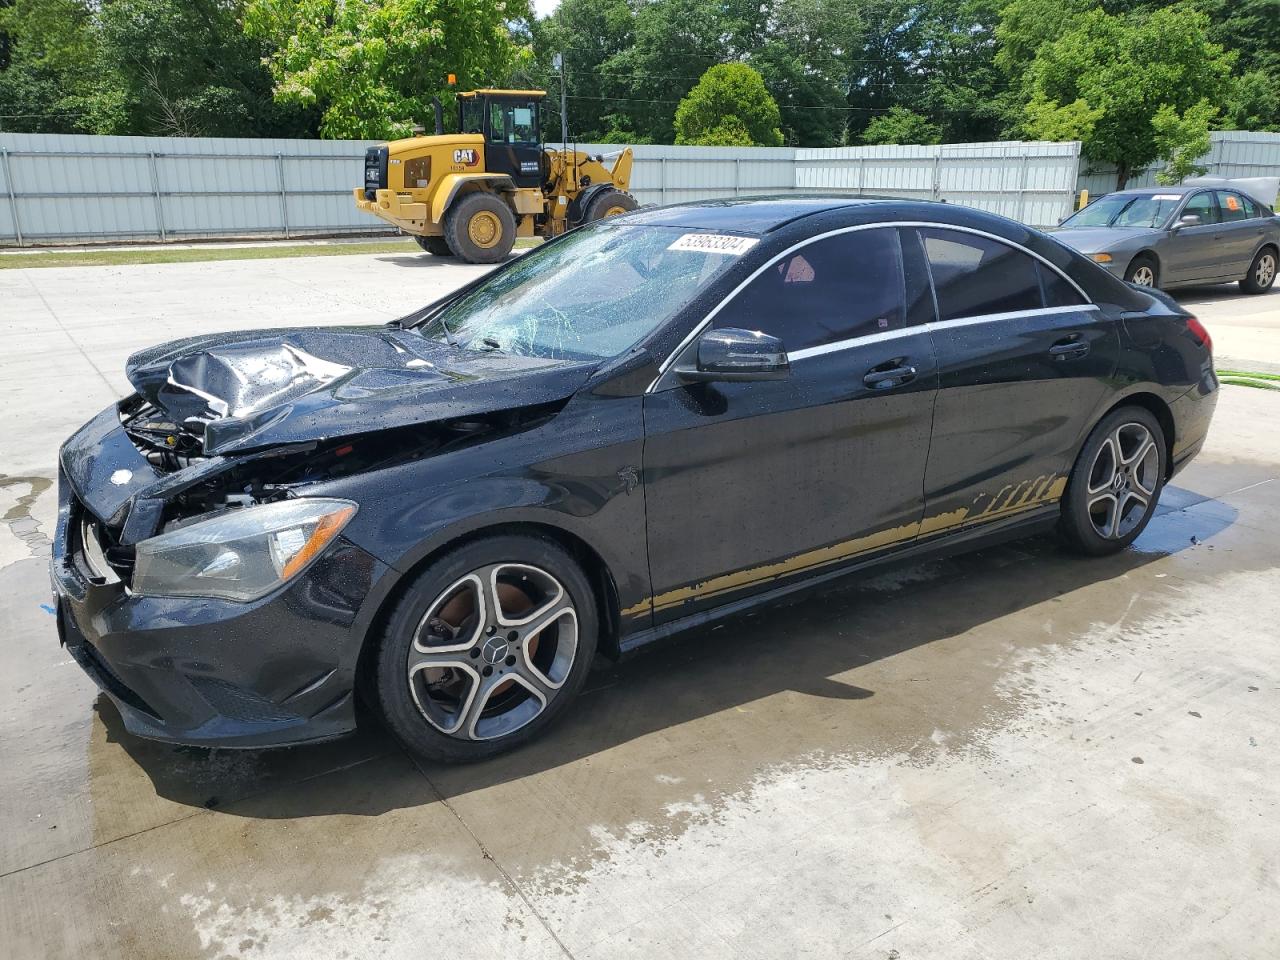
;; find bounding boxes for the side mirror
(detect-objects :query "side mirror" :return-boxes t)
[678,328,789,383]
[1173,214,1201,230]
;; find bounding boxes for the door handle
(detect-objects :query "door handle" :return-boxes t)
[1049,338,1090,361]
[863,363,917,388]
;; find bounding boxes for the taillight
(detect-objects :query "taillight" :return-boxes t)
[1186,316,1212,354]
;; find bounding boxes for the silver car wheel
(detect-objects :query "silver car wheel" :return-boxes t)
[406,563,579,741]
[1130,265,1156,287]
[1085,422,1159,540]
[1256,253,1276,289]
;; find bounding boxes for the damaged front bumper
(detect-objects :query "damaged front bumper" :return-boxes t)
[51,405,393,748]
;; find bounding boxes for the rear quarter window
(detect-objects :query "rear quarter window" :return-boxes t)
[920,229,1044,321]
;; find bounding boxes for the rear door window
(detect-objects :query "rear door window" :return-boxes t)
[920,228,1044,321]
[1217,191,1249,222]
[712,228,907,352]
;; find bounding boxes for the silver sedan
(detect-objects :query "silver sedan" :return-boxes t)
[1050,182,1279,294]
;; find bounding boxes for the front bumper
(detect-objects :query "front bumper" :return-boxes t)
[51,467,392,749]
[352,187,432,234]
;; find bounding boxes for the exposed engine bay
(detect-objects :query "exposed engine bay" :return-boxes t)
[66,326,594,586]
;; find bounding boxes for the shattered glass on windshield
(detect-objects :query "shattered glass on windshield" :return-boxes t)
[418,224,747,360]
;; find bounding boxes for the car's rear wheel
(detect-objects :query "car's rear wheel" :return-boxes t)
[414,235,453,257]
[373,535,597,763]
[1125,255,1159,288]
[1059,407,1166,556]
[1240,246,1277,294]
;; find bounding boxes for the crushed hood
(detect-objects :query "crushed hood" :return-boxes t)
[125,326,595,455]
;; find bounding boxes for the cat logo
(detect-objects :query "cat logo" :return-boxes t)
[452,149,479,167]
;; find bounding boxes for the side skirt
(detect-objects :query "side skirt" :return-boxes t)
[617,506,1061,657]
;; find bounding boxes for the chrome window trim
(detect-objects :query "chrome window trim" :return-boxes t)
[785,304,1102,364]
[646,220,1095,394]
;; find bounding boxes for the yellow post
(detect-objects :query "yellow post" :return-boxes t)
[1078,189,1090,210]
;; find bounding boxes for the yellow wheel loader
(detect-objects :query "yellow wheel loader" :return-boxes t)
[353,89,637,264]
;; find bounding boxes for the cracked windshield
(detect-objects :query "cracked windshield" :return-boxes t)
[417,224,744,360]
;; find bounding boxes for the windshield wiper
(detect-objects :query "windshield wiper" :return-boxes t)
[436,314,458,347]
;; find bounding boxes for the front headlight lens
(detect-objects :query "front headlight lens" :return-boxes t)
[1090,253,1114,264]
[133,498,357,602]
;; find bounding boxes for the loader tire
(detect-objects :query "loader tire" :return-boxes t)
[443,191,516,264]
[414,235,453,257]
[584,189,638,222]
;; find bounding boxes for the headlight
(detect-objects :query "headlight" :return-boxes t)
[133,499,357,602]
[1090,253,1113,264]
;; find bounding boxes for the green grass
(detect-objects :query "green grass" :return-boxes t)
[0,236,541,270]
[1218,369,1280,390]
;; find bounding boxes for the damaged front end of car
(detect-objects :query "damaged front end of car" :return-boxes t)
[51,327,591,747]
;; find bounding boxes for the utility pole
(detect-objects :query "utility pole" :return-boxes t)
[553,53,568,145]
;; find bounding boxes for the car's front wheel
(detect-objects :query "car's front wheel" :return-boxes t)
[1124,254,1159,288]
[1059,406,1166,556]
[1240,246,1277,294]
[373,534,597,763]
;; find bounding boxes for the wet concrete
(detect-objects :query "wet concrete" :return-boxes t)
[1,255,1278,958]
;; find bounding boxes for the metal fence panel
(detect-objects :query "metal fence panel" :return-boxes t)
[0,131,1187,245]
[796,141,1081,227]
[1077,131,1280,200]
[0,132,388,245]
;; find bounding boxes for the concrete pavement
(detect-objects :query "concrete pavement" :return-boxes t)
[1,252,1278,959]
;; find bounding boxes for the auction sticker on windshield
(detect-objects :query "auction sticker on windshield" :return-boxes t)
[667,233,759,255]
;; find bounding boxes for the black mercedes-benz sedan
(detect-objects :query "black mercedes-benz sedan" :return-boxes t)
[52,197,1218,762]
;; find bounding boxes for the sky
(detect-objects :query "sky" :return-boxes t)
[532,0,560,17]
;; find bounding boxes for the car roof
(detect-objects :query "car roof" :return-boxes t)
[613,195,921,235]
[1105,186,1198,197]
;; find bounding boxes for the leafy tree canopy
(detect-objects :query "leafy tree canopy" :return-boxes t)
[862,106,943,145]
[1022,5,1234,186]
[243,0,532,139]
[1153,99,1216,185]
[675,63,784,146]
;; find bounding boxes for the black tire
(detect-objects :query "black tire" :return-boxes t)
[443,191,517,264]
[1059,406,1166,556]
[1124,254,1159,289]
[372,534,598,763]
[584,188,638,223]
[414,235,453,256]
[1240,245,1277,294]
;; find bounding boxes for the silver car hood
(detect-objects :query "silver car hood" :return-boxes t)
[1049,226,1160,254]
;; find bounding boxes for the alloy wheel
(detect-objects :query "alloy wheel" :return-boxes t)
[1130,265,1156,287]
[1085,422,1159,540]
[1256,253,1276,289]
[407,563,578,741]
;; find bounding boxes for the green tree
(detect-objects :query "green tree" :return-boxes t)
[531,0,634,142]
[600,0,739,144]
[244,0,533,139]
[1152,99,1215,184]
[861,106,943,145]
[1203,0,1280,78]
[674,63,783,146]
[0,0,97,132]
[1022,5,1234,187]
[1225,69,1280,133]
[89,0,315,138]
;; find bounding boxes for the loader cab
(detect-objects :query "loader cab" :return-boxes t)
[458,90,546,190]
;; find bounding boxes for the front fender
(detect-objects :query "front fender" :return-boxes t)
[304,392,652,643]
[432,173,515,223]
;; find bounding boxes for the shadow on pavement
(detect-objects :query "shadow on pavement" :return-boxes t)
[102,493,1243,818]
